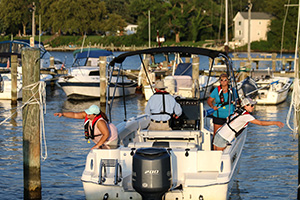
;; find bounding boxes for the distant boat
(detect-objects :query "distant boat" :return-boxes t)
[57,48,137,100]
[0,39,63,69]
[239,69,293,105]
[141,59,218,100]
[0,40,59,100]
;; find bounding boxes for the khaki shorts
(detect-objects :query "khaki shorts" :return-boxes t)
[213,133,229,148]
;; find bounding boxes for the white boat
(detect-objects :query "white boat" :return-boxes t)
[57,49,137,100]
[239,69,293,105]
[81,47,245,200]
[143,62,218,100]
[0,40,61,100]
[0,66,52,100]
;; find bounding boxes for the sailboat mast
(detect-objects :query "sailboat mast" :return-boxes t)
[225,0,229,54]
[247,0,252,65]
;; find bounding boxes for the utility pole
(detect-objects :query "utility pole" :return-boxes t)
[247,0,252,65]
[32,2,35,37]
[148,10,151,48]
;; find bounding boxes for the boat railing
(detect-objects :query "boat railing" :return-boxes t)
[127,141,197,149]
[138,130,202,146]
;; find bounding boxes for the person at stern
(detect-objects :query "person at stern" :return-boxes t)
[145,80,182,131]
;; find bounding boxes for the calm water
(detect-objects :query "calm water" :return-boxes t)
[0,51,297,199]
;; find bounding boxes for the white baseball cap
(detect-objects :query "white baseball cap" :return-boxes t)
[241,97,257,107]
[85,105,100,115]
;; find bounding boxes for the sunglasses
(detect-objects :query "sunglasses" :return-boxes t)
[220,79,228,82]
[247,104,254,107]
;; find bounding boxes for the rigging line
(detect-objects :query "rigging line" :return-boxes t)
[286,0,300,138]
[280,0,291,69]
[218,0,224,43]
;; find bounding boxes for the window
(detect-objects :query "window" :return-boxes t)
[239,30,242,35]
[238,21,241,26]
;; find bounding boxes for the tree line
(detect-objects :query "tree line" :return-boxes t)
[0,0,298,51]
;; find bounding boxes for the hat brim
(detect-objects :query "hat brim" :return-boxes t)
[84,109,94,115]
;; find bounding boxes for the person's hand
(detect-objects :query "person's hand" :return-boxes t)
[173,114,179,119]
[212,106,218,110]
[91,144,102,150]
[54,113,63,117]
[276,121,284,128]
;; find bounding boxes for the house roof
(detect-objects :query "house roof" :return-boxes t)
[239,12,272,20]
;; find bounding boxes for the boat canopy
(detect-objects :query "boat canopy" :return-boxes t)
[109,46,226,66]
[174,63,193,77]
[0,40,46,67]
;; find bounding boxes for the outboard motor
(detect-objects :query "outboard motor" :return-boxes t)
[240,76,258,99]
[132,148,171,200]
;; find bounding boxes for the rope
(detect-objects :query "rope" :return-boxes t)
[286,78,300,138]
[0,81,48,160]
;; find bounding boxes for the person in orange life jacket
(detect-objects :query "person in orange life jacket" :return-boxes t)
[207,73,237,136]
[213,97,284,151]
[145,80,182,131]
[54,105,118,150]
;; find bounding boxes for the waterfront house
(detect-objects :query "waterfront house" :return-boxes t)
[124,24,138,35]
[233,12,272,47]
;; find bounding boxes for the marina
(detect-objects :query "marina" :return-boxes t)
[0,84,297,199]
[0,50,298,199]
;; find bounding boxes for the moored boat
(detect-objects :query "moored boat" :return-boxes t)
[81,47,246,200]
[142,60,218,100]
[57,49,137,100]
[240,69,292,105]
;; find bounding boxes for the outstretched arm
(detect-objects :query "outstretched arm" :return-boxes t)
[250,119,284,128]
[54,111,86,119]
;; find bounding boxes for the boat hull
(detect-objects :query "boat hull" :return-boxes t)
[81,129,246,200]
[255,77,292,105]
[0,73,22,100]
[59,81,137,99]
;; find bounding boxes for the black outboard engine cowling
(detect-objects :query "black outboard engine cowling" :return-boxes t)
[132,148,171,200]
[241,76,259,99]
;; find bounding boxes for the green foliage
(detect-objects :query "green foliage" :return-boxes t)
[0,0,31,35]
[250,40,274,52]
[49,35,82,47]
[48,34,146,47]
[0,0,299,52]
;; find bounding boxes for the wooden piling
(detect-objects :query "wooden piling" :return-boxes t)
[185,57,191,63]
[272,53,277,71]
[99,56,107,107]
[11,55,18,105]
[192,56,200,98]
[21,47,41,199]
[50,56,54,68]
